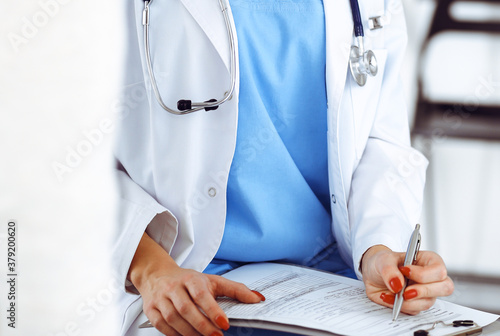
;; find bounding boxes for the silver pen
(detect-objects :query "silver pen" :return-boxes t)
[392,223,421,321]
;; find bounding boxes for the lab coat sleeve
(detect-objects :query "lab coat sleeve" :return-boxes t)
[113,166,178,294]
[111,2,178,295]
[348,1,428,279]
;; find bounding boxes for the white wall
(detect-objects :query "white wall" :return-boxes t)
[0,0,126,334]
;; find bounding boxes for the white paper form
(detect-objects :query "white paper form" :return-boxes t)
[219,263,499,336]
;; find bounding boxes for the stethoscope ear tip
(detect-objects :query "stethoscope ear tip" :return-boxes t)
[177,100,192,111]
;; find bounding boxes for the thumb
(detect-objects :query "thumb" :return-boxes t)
[208,275,265,303]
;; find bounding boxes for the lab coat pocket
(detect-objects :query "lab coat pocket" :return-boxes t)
[350,49,388,160]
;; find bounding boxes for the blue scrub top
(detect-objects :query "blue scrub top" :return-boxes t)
[205,0,354,279]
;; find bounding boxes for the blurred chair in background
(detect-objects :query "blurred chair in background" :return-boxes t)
[411,0,500,314]
[413,0,500,141]
[412,0,500,248]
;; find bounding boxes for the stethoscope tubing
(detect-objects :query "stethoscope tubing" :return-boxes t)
[142,0,236,114]
[349,0,364,38]
[143,0,376,114]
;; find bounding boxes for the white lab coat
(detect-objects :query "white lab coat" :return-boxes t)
[113,0,428,334]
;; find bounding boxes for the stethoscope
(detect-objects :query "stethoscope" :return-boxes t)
[142,0,378,115]
[348,0,378,87]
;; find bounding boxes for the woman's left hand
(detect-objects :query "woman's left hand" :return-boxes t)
[361,245,454,315]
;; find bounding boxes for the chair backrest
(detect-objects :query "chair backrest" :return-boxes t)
[412,0,500,140]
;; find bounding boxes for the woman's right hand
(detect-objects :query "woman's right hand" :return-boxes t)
[129,233,265,336]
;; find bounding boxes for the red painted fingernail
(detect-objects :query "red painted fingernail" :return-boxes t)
[215,315,230,331]
[389,277,403,293]
[251,290,266,301]
[380,293,395,304]
[403,289,418,300]
[399,266,411,278]
[211,332,223,336]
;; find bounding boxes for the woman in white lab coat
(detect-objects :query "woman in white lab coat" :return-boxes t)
[113,0,454,335]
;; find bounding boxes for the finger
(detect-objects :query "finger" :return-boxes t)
[171,285,226,335]
[368,292,396,313]
[402,277,454,301]
[203,275,264,332]
[209,275,265,303]
[400,297,436,315]
[376,292,436,316]
[414,250,445,266]
[375,252,406,294]
[380,292,395,305]
[157,297,201,336]
[147,308,182,336]
[400,255,449,284]
[185,279,231,332]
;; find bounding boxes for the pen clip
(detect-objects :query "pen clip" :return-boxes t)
[413,234,421,263]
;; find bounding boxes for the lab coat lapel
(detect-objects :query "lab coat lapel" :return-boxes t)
[324,0,353,117]
[179,0,233,72]
[324,0,354,200]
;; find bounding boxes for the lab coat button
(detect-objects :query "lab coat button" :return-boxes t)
[208,187,217,198]
[331,194,337,204]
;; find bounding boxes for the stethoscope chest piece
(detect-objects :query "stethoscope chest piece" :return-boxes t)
[348,0,379,87]
[349,44,378,87]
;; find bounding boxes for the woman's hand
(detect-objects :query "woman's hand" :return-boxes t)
[129,233,265,336]
[361,245,454,315]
